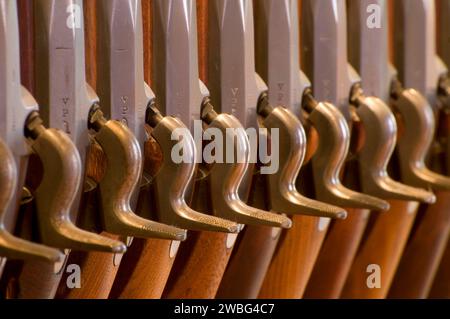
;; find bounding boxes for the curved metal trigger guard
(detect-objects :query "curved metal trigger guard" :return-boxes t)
[308,102,390,211]
[28,115,126,253]
[260,105,347,219]
[356,95,436,203]
[206,112,292,228]
[149,114,240,233]
[92,118,187,241]
[0,138,63,262]
[393,88,450,191]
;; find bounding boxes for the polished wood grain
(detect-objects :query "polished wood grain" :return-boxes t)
[303,140,370,299]
[56,0,122,299]
[255,0,317,299]
[107,0,181,299]
[110,238,175,299]
[257,0,352,299]
[216,0,320,299]
[54,171,119,277]
[163,231,233,299]
[1,0,111,299]
[341,200,418,298]
[109,129,180,299]
[158,149,231,296]
[18,0,34,91]
[217,225,280,299]
[303,1,397,298]
[109,132,178,299]
[217,133,324,300]
[423,0,450,300]
[216,172,280,299]
[0,0,62,299]
[258,214,326,298]
[7,261,60,299]
[304,209,370,298]
[379,0,450,299]
[388,192,450,298]
[160,0,240,299]
[143,0,152,86]
[336,0,422,299]
[429,232,450,298]
[0,0,34,284]
[258,168,337,299]
[387,110,450,298]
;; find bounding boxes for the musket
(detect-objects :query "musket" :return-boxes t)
[386,0,450,298]
[430,240,450,298]
[301,0,435,298]
[216,0,345,299]
[429,0,450,298]
[58,0,237,299]
[208,0,347,299]
[108,0,259,299]
[140,0,292,299]
[207,0,387,299]
[256,0,424,298]
[0,0,64,281]
[19,0,185,298]
[342,0,450,298]
[0,0,128,299]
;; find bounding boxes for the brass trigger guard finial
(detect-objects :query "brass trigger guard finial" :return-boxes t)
[146,106,240,233]
[0,138,63,262]
[306,100,390,211]
[257,94,347,219]
[26,112,126,253]
[201,103,292,228]
[354,93,436,203]
[88,106,187,240]
[393,87,450,191]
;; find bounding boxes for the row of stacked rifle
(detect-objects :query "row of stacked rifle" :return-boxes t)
[0,0,450,299]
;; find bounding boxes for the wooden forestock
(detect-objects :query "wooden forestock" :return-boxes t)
[109,0,181,299]
[161,0,236,299]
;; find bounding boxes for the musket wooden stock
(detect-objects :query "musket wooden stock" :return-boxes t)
[258,215,326,298]
[216,226,280,299]
[341,200,418,298]
[161,0,237,299]
[18,0,34,91]
[217,1,322,299]
[339,11,420,298]
[56,1,121,299]
[313,0,422,299]
[388,112,450,298]
[109,238,176,299]
[255,37,331,304]
[387,192,450,298]
[108,0,180,299]
[163,231,233,299]
[56,145,122,299]
[429,232,450,298]
[55,142,123,298]
[303,208,369,298]
[109,136,178,299]
[258,0,359,298]
[341,1,418,298]
[217,113,321,299]
[384,0,450,299]
[216,171,280,299]
[429,114,450,300]
[258,162,363,298]
[0,0,33,283]
[0,0,58,299]
[304,146,369,298]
